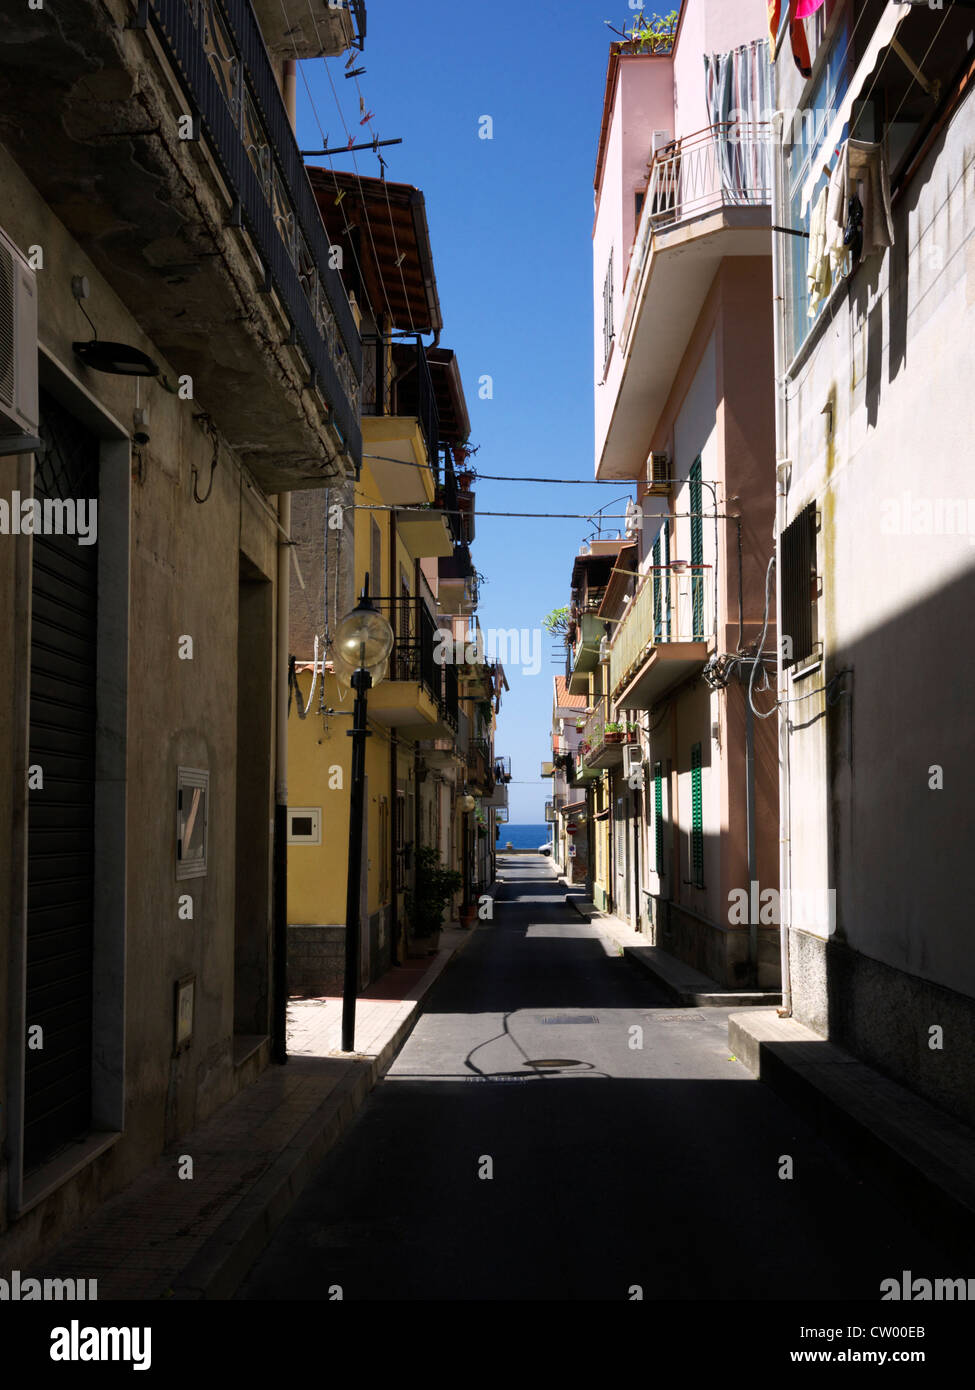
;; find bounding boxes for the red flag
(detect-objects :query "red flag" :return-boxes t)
[768,0,780,44]
[790,0,811,78]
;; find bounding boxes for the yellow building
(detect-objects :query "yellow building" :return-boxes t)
[285,172,490,993]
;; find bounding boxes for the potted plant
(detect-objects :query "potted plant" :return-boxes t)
[453,439,479,490]
[625,721,640,742]
[604,721,624,744]
[405,845,463,952]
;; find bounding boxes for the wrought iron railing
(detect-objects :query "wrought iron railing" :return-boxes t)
[148,0,362,459]
[362,335,440,468]
[493,755,511,784]
[609,565,712,697]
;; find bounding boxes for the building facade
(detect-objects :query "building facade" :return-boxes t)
[0,0,363,1266]
[561,0,782,988]
[769,0,975,1123]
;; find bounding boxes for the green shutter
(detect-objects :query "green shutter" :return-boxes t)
[689,458,704,639]
[652,536,662,641]
[663,522,671,639]
[690,742,704,887]
[653,761,663,874]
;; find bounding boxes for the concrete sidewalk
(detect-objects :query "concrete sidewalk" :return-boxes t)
[28,929,475,1300]
[559,874,780,1006]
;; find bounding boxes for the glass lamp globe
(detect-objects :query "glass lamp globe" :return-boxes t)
[334,599,394,677]
[458,793,476,813]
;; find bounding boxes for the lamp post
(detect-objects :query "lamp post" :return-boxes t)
[334,576,394,1053]
[458,791,476,925]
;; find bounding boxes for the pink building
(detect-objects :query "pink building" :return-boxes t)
[583,0,782,989]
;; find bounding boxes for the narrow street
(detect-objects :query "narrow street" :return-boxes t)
[239,856,961,1302]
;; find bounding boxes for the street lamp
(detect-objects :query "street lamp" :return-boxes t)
[334,576,394,1052]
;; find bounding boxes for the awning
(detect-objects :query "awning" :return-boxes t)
[800,1,911,214]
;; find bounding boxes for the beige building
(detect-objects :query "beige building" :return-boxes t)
[0,0,363,1268]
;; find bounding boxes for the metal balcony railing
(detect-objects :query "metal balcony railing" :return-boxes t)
[493,755,511,784]
[621,122,771,349]
[375,596,455,728]
[149,0,362,459]
[609,565,713,697]
[362,335,440,469]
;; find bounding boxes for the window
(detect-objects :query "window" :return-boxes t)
[370,518,382,598]
[781,501,818,669]
[689,744,704,888]
[653,761,664,875]
[287,807,321,845]
[602,249,614,372]
[689,458,704,639]
[784,5,854,357]
[176,768,209,880]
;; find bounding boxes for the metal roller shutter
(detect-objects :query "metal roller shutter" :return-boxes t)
[24,389,99,1171]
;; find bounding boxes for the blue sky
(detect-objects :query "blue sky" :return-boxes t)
[301,1,653,821]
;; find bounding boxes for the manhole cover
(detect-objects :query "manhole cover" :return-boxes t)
[538,1015,599,1024]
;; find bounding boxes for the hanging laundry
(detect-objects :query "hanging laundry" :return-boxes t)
[826,138,894,277]
[767,1,812,76]
[807,184,832,317]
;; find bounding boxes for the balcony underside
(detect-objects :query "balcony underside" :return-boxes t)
[585,742,625,771]
[363,418,435,505]
[597,206,771,480]
[251,0,358,60]
[369,683,454,739]
[394,508,454,559]
[0,1,359,491]
[615,641,710,709]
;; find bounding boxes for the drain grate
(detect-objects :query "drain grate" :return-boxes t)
[538,1015,599,1025]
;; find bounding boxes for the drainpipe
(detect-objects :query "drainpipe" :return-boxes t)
[743,671,758,984]
[771,108,792,1014]
[272,493,291,1063]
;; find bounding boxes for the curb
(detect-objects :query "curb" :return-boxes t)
[729,1010,975,1242]
[566,895,781,1007]
[169,943,461,1299]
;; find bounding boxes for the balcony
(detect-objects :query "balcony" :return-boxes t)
[368,597,458,738]
[493,755,512,785]
[252,0,365,60]
[362,335,440,505]
[565,612,607,696]
[467,739,495,795]
[598,123,771,479]
[0,1,363,490]
[580,708,638,771]
[541,761,556,779]
[609,565,713,707]
[438,546,478,614]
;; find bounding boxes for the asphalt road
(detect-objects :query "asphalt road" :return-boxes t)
[239,856,965,1301]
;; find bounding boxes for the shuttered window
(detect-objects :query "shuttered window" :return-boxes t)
[781,501,817,668]
[652,536,662,641]
[690,742,704,888]
[689,458,704,639]
[653,761,663,874]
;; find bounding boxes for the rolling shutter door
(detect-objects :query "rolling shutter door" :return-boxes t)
[24,389,99,1170]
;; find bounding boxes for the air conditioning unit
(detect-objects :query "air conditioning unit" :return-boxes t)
[647,452,670,494]
[652,130,672,157]
[0,227,39,450]
[623,743,644,778]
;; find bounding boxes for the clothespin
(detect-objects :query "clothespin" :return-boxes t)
[334,188,346,205]
[395,253,406,268]
[360,110,375,126]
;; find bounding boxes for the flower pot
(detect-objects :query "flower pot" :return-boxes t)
[605,731,623,744]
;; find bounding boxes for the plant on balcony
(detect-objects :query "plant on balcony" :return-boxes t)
[607,8,679,54]
[453,439,480,490]
[542,605,571,640]
[604,721,624,744]
[625,721,640,741]
[406,845,463,940]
